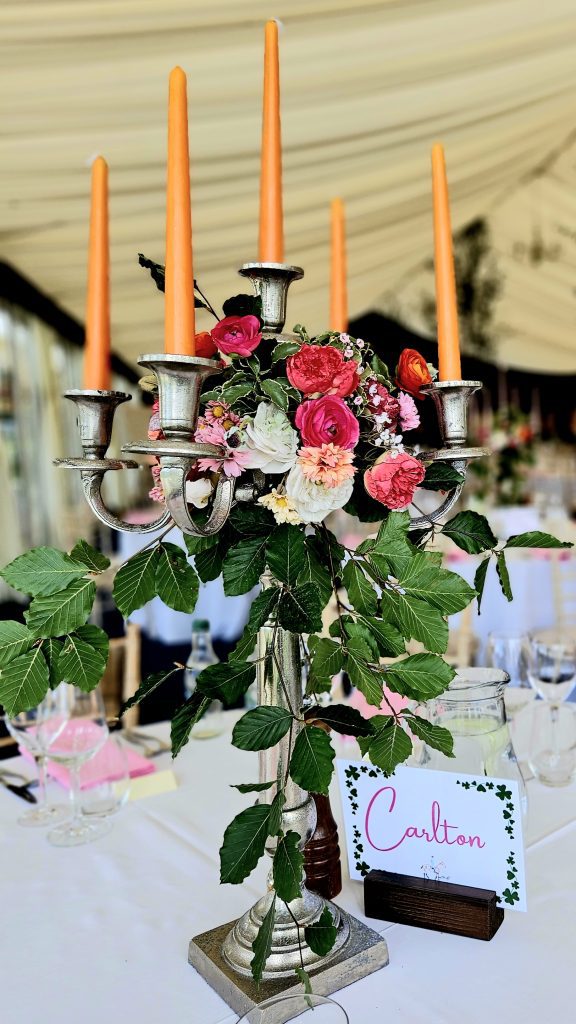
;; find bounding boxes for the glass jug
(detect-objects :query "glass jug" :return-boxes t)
[421,668,528,821]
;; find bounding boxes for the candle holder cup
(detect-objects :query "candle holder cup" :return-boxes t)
[240,262,303,335]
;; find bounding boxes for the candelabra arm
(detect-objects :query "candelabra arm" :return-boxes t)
[159,459,235,537]
[81,470,172,534]
[409,479,465,531]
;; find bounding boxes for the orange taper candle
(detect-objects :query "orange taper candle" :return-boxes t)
[330,198,348,332]
[258,20,284,263]
[83,156,111,390]
[431,143,462,380]
[165,66,195,355]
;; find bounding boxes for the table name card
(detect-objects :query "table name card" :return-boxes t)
[337,760,526,911]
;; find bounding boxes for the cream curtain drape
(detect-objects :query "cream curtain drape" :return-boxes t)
[1,1,576,372]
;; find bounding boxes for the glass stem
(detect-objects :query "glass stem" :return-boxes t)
[69,762,83,825]
[35,755,48,808]
[550,704,561,764]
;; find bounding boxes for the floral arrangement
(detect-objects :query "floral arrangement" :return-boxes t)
[0,260,569,987]
[469,407,535,507]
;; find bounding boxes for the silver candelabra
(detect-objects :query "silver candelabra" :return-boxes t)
[55,260,487,1013]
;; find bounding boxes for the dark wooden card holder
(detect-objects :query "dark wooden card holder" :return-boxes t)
[364,869,504,941]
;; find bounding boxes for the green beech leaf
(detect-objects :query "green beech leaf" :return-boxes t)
[342,561,378,616]
[251,897,276,984]
[271,340,300,363]
[41,637,64,689]
[404,713,454,757]
[307,704,374,737]
[70,540,111,572]
[0,622,33,667]
[220,803,272,884]
[273,831,304,903]
[156,543,199,613]
[222,293,262,319]
[25,578,96,638]
[474,557,490,614]
[231,781,275,794]
[268,790,285,836]
[496,550,513,602]
[307,637,344,687]
[232,706,293,751]
[295,967,312,994]
[0,647,49,715]
[120,666,181,716]
[266,524,306,588]
[57,634,106,692]
[171,692,211,757]
[298,537,333,608]
[1,546,90,597]
[304,907,338,956]
[289,726,335,795]
[229,504,275,537]
[196,661,255,705]
[277,583,323,634]
[223,536,268,596]
[74,624,109,660]
[359,617,405,658]
[380,590,449,654]
[342,634,383,708]
[422,462,465,492]
[246,587,280,631]
[113,547,160,618]
[505,531,572,549]
[183,533,219,556]
[441,511,497,555]
[260,378,289,411]
[385,653,455,700]
[194,543,225,583]
[368,719,412,775]
[396,553,476,615]
[338,619,380,661]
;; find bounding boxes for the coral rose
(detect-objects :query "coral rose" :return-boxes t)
[286,344,360,398]
[396,348,432,399]
[210,315,262,357]
[295,396,359,451]
[364,451,425,510]
[195,331,218,359]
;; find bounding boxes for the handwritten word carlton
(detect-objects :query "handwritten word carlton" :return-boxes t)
[365,786,486,852]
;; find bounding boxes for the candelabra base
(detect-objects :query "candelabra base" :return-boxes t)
[188,909,389,1018]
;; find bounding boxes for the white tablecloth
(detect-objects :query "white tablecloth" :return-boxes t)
[1,715,574,1024]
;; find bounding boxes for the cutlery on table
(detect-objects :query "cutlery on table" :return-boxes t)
[0,775,38,803]
[122,729,171,758]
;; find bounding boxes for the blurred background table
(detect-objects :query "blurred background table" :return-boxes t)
[1,711,574,1024]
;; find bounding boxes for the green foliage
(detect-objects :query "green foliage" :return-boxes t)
[231,781,275,794]
[271,340,300,362]
[380,589,449,654]
[220,803,272,884]
[298,536,333,609]
[0,646,49,716]
[345,637,384,707]
[422,462,465,492]
[365,718,413,776]
[277,583,323,634]
[404,712,454,757]
[25,578,96,638]
[395,553,476,615]
[155,543,199,612]
[358,617,405,658]
[41,637,64,689]
[304,907,338,956]
[260,378,290,411]
[496,550,513,601]
[268,790,285,836]
[56,632,107,692]
[232,707,293,752]
[251,897,276,984]
[113,547,160,618]
[0,622,33,667]
[289,726,335,795]
[70,540,111,572]
[306,636,344,692]
[171,693,212,757]
[505,531,572,549]
[223,536,268,596]
[307,704,374,738]
[384,654,455,701]
[441,510,497,554]
[196,661,256,705]
[474,557,490,614]
[266,524,306,587]
[342,561,378,616]
[0,546,90,597]
[120,666,182,716]
[273,831,304,903]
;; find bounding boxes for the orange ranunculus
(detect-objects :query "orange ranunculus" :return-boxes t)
[396,348,432,399]
[195,331,218,359]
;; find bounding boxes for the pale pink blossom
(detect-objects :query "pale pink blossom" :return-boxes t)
[397,391,421,432]
[297,443,356,489]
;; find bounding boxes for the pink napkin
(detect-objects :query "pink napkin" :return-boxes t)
[21,738,155,790]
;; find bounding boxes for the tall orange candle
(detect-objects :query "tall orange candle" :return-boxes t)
[330,198,348,332]
[258,20,284,263]
[431,143,462,380]
[165,66,195,355]
[83,156,111,390]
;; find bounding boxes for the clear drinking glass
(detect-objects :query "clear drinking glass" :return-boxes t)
[526,630,576,786]
[236,993,349,1024]
[3,711,68,828]
[486,632,534,718]
[79,732,131,818]
[37,684,110,846]
[422,668,528,820]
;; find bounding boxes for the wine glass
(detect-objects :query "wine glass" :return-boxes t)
[36,684,110,846]
[79,732,131,818]
[3,711,68,827]
[236,993,349,1024]
[486,632,534,719]
[526,630,576,786]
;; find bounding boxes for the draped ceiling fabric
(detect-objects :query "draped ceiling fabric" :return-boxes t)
[1,1,576,373]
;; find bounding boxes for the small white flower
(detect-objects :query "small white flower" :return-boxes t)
[344,346,354,358]
[353,395,363,406]
[356,339,365,349]
[369,384,378,396]
[339,333,351,344]
[259,488,302,525]
[372,395,381,407]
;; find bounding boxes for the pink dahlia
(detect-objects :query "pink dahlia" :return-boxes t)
[297,444,356,489]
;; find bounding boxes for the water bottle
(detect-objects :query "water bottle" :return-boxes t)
[184,619,224,739]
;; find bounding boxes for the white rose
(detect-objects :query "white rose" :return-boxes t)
[285,463,354,524]
[185,477,214,507]
[243,402,298,474]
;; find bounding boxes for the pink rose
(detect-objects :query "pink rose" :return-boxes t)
[364,451,425,509]
[295,396,359,451]
[286,344,360,398]
[210,315,262,357]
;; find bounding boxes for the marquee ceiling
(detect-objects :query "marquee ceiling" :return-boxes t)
[1,0,576,372]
